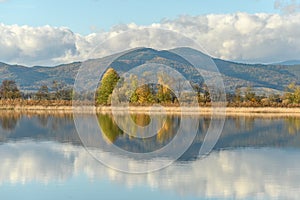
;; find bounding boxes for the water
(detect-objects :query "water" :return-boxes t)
[0,111,300,199]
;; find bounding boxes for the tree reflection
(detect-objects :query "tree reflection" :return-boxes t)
[130,113,151,127]
[235,116,241,130]
[96,113,180,150]
[50,114,74,131]
[244,117,255,131]
[0,112,21,131]
[0,112,79,144]
[37,114,49,127]
[285,117,300,135]
[97,113,123,143]
[157,116,180,143]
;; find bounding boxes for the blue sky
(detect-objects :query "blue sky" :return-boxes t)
[1,0,279,35]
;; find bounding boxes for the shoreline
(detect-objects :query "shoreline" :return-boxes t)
[1,105,300,116]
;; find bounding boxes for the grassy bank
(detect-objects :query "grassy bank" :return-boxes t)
[1,104,300,116]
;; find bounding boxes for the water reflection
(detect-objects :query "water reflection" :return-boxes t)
[1,112,300,199]
[214,116,300,149]
[0,140,299,199]
[1,112,300,152]
[285,117,300,135]
[0,111,81,145]
[98,113,123,143]
[130,113,151,127]
[97,113,180,153]
[0,112,21,131]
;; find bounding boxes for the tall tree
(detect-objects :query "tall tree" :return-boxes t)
[234,87,242,102]
[51,81,73,100]
[96,68,120,105]
[285,82,300,103]
[156,85,173,103]
[244,86,256,102]
[135,84,154,104]
[0,80,21,99]
[36,85,49,100]
[52,80,64,100]
[156,73,173,103]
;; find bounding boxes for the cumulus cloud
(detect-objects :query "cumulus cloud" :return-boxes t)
[274,0,300,14]
[158,13,300,63]
[0,24,79,66]
[1,13,300,66]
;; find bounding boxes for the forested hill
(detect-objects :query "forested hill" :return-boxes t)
[0,47,299,93]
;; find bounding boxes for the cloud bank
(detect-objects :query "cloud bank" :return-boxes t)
[1,12,300,66]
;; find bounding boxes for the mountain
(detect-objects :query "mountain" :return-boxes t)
[213,58,299,92]
[273,60,300,66]
[0,61,81,92]
[0,48,299,93]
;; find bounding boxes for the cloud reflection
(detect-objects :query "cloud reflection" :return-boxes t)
[0,141,299,199]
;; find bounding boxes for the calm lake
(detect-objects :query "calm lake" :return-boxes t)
[0,111,300,199]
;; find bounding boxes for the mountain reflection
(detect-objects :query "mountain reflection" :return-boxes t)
[1,112,300,152]
[1,112,300,199]
[0,141,299,199]
[0,112,81,145]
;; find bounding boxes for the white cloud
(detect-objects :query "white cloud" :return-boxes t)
[274,0,300,14]
[1,13,300,66]
[0,24,79,66]
[158,13,300,63]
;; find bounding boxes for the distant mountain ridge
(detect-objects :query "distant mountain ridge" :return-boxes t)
[0,48,299,93]
[273,60,300,66]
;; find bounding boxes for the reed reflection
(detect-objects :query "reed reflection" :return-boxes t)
[1,111,300,152]
[0,111,21,131]
[285,117,300,135]
[0,111,80,144]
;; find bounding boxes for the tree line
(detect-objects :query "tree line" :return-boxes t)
[1,68,300,107]
[95,68,300,106]
[95,68,300,107]
[0,80,73,101]
[226,83,300,107]
[95,68,193,105]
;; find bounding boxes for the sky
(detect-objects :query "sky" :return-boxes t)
[0,0,280,35]
[1,0,300,66]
